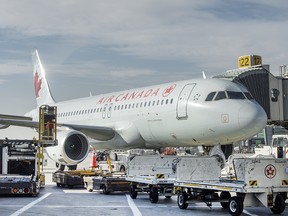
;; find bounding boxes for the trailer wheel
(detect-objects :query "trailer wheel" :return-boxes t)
[271,194,285,214]
[177,191,188,209]
[280,192,287,201]
[120,165,125,172]
[149,187,159,203]
[130,185,137,199]
[228,196,243,216]
[220,191,231,209]
[102,185,110,195]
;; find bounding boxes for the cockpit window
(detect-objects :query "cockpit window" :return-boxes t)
[227,91,245,99]
[214,91,227,101]
[244,92,254,100]
[205,92,216,101]
[205,90,254,102]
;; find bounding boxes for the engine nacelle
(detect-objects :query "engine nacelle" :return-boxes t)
[45,130,89,165]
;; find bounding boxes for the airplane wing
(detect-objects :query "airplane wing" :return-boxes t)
[58,123,115,141]
[0,114,37,128]
[0,114,115,141]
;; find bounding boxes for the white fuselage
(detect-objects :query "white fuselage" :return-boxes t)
[30,78,267,150]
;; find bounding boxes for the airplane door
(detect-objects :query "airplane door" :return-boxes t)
[177,83,196,119]
[102,104,108,119]
[107,103,113,118]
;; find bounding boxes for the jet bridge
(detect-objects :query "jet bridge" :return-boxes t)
[214,55,288,129]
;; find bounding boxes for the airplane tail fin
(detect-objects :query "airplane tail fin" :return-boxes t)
[32,50,55,106]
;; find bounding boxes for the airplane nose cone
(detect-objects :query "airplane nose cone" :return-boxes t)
[238,102,267,136]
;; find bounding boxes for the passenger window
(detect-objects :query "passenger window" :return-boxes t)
[148,101,151,106]
[214,91,227,101]
[166,99,169,104]
[161,100,164,105]
[170,99,173,104]
[157,100,159,105]
[144,102,147,107]
[152,101,155,106]
[227,91,245,99]
[205,92,216,101]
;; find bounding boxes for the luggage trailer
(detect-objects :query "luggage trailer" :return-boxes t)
[174,157,288,216]
[125,155,179,203]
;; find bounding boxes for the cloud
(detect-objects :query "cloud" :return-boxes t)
[0,61,30,76]
[109,68,156,78]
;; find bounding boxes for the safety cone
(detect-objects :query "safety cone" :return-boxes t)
[91,148,97,169]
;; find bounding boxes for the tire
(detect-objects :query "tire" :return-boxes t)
[149,187,159,203]
[102,185,110,195]
[130,185,137,199]
[220,191,231,209]
[280,192,287,201]
[271,194,285,214]
[228,196,244,216]
[56,183,61,187]
[120,165,125,172]
[177,191,188,209]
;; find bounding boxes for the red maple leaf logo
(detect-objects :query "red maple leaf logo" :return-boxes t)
[162,84,176,97]
[34,71,42,98]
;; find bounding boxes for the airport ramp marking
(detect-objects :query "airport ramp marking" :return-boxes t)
[126,194,142,216]
[9,193,51,216]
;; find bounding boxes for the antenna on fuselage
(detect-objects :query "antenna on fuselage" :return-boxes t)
[202,71,206,79]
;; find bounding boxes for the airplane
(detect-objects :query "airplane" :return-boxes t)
[0,50,267,169]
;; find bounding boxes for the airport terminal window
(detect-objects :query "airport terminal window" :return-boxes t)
[227,91,245,99]
[205,92,216,101]
[214,91,227,101]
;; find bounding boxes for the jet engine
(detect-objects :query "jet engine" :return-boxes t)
[45,130,89,166]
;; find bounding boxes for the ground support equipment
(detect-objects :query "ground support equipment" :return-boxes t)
[174,157,288,216]
[83,172,129,194]
[125,155,179,203]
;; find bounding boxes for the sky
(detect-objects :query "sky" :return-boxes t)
[0,0,288,137]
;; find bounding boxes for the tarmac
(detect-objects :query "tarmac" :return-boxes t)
[0,152,288,216]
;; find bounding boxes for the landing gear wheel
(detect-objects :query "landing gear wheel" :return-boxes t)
[130,185,137,199]
[220,191,231,209]
[149,187,159,203]
[102,185,110,195]
[177,191,188,209]
[120,165,125,172]
[228,196,243,216]
[271,194,285,214]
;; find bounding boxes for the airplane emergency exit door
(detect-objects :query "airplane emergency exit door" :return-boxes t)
[177,84,196,119]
